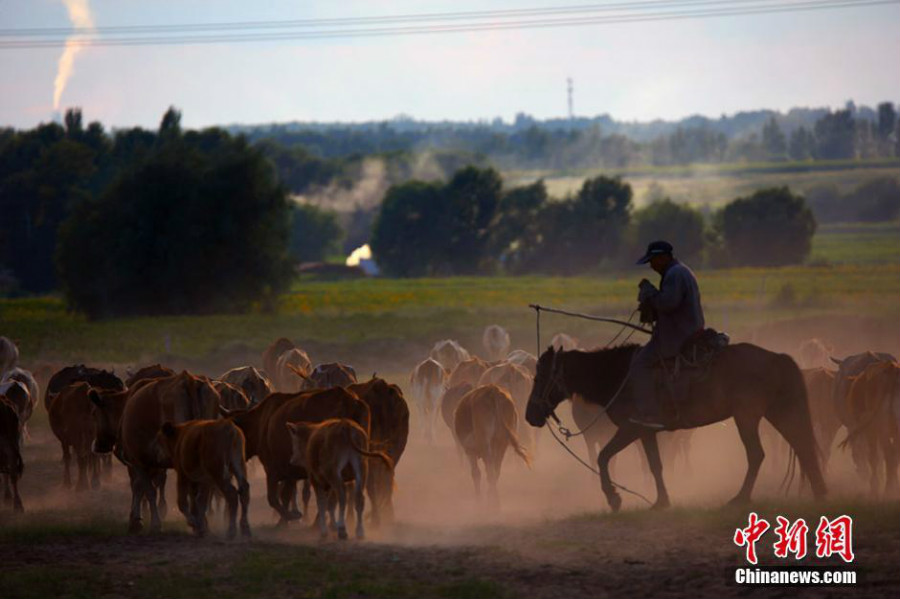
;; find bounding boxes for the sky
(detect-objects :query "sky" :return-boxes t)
[1,0,898,129]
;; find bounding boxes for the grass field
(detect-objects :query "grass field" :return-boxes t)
[507,161,900,208]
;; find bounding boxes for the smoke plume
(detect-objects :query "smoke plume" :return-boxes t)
[53,0,95,110]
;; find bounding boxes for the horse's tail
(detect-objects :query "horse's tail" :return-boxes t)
[767,354,827,500]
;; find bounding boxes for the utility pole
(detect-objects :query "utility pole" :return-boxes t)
[567,77,574,122]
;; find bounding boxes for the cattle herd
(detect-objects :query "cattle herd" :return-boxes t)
[0,330,898,541]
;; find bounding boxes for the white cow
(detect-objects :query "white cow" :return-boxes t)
[482,325,511,362]
[409,358,447,443]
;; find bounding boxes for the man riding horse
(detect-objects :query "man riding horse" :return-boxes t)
[630,240,705,429]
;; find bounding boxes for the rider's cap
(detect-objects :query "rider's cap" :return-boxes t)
[636,240,674,264]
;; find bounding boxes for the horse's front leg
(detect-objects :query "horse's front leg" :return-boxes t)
[597,427,641,512]
[640,432,670,509]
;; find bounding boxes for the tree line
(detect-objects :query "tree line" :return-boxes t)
[238,102,900,170]
[370,168,817,276]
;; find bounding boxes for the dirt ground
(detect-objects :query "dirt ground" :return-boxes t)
[2,412,898,598]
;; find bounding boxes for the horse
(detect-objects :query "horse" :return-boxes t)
[525,343,826,512]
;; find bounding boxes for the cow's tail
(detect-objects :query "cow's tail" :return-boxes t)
[497,395,531,467]
[347,428,394,471]
[228,425,250,492]
[839,402,883,450]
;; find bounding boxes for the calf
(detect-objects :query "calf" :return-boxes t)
[159,420,251,539]
[454,385,530,506]
[287,418,392,540]
[409,358,446,443]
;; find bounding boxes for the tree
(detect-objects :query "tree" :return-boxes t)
[490,180,548,272]
[876,102,897,141]
[441,166,502,274]
[631,199,706,264]
[56,121,293,318]
[289,203,343,262]
[788,126,816,161]
[369,180,444,277]
[814,110,856,160]
[716,187,816,266]
[761,117,787,161]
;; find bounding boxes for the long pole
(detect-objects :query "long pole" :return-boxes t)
[528,303,652,335]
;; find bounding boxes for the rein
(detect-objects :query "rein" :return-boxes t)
[529,303,654,507]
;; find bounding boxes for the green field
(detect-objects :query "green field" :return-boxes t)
[507,161,900,208]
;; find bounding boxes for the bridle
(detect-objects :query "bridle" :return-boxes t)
[533,350,569,425]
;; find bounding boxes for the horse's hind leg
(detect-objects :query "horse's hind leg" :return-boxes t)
[640,433,670,509]
[729,414,764,506]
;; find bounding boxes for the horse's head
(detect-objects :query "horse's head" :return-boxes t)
[526,346,568,428]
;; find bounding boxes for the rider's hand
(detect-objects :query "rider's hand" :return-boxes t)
[638,278,658,303]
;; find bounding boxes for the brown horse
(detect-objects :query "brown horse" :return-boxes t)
[525,344,826,511]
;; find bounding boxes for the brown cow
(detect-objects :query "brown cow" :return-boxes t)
[287,418,392,540]
[454,385,530,505]
[843,361,900,497]
[220,366,272,405]
[409,358,446,442]
[275,348,313,393]
[506,350,537,376]
[227,387,369,525]
[213,381,251,411]
[0,397,23,512]
[262,337,295,381]
[0,381,30,429]
[125,364,175,388]
[429,339,470,372]
[447,357,489,390]
[478,362,534,450]
[44,365,124,412]
[93,371,220,533]
[310,363,358,389]
[49,382,104,490]
[158,420,251,539]
[347,378,409,525]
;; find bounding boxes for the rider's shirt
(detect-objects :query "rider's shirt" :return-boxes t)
[648,260,705,358]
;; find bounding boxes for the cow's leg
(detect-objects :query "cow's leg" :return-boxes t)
[155,471,168,521]
[866,431,881,498]
[640,432,670,509]
[467,453,482,498]
[597,427,641,512]
[334,474,348,540]
[103,454,113,480]
[176,472,197,531]
[144,472,163,533]
[880,423,899,497]
[266,476,289,525]
[728,414,765,506]
[75,450,89,492]
[281,480,301,520]
[10,473,23,512]
[215,476,239,540]
[61,443,72,488]
[195,485,211,537]
[128,468,145,534]
[486,442,504,510]
[237,476,251,538]
[90,453,101,489]
[301,480,312,520]
[314,484,329,539]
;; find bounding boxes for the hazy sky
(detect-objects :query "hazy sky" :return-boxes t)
[2,0,898,129]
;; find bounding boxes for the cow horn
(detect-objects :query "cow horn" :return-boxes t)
[830,357,843,366]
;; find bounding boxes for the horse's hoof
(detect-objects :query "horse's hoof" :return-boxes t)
[651,499,671,511]
[338,527,348,540]
[226,528,236,541]
[288,510,303,521]
[608,493,622,513]
[241,525,252,539]
[726,495,750,507]
[128,518,143,535]
[13,500,24,513]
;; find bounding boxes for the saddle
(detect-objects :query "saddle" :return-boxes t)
[654,328,730,425]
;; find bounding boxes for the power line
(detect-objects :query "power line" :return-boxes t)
[0,0,792,38]
[0,0,895,50]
